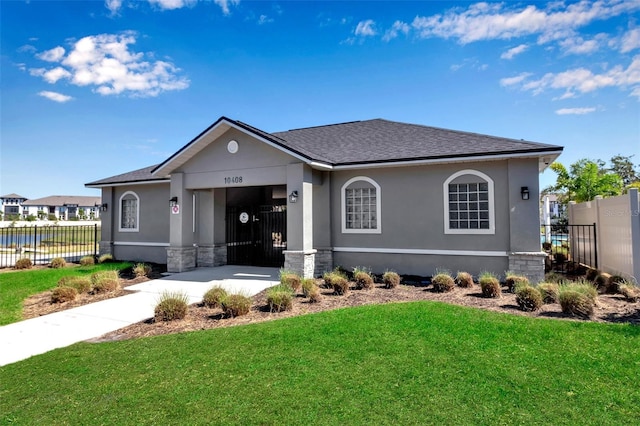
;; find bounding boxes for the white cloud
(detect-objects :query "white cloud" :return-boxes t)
[18,45,37,53]
[214,0,239,16]
[148,0,197,10]
[105,0,122,14]
[355,19,376,37]
[620,28,640,53]
[37,46,66,62]
[515,55,640,98]
[501,44,528,60]
[258,14,273,25]
[500,72,533,87]
[29,32,189,97]
[38,91,73,103]
[382,20,410,42]
[555,107,597,115]
[559,33,607,55]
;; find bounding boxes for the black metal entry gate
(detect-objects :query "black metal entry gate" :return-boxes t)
[541,223,597,273]
[226,205,286,267]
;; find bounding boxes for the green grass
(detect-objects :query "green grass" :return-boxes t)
[0,262,131,325]
[1,302,638,425]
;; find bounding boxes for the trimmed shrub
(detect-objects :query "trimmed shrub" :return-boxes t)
[382,271,401,289]
[431,272,455,293]
[308,287,322,303]
[50,257,66,269]
[331,276,350,295]
[91,270,121,293]
[155,291,189,321]
[98,253,114,263]
[202,286,228,308]
[280,270,302,292]
[593,274,608,292]
[543,272,566,284]
[301,278,318,298]
[585,268,600,282]
[133,262,152,278]
[323,269,347,289]
[515,286,543,312]
[14,257,32,270]
[51,286,78,303]
[353,267,374,290]
[558,281,597,318]
[537,282,560,304]
[619,282,639,302]
[455,271,474,288]
[479,272,501,298]
[267,286,294,312]
[221,294,252,317]
[505,273,529,293]
[607,275,627,294]
[79,256,95,266]
[61,276,92,294]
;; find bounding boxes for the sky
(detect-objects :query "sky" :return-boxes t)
[1,0,639,199]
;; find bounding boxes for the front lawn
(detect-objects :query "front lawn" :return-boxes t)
[0,302,638,425]
[0,262,132,325]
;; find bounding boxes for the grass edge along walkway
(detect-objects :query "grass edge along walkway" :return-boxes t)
[1,301,638,425]
[0,262,132,325]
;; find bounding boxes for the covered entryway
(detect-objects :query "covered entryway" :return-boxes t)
[225,186,287,267]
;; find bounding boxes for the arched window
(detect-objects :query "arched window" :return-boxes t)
[119,191,139,232]
[443,170,495,234]
[341,176,381,234]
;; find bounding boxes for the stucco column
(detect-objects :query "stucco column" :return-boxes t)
[98,187,114,258]
[284,163,316,278]
[167,172,196,272]
[507,158,546,283]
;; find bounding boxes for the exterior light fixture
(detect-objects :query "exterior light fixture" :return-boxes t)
[169,196,178,207]
[521,187,530,201]
[289,191,298,203]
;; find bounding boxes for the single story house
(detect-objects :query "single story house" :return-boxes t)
[86,117,563,282]
[22,196,102,220]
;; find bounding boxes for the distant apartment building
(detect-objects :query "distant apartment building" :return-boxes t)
[0,194,101,220]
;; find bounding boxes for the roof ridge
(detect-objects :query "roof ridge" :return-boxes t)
[278,119,364,133]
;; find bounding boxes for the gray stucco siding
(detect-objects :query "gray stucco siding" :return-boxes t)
[111,184,170,244]
[112,245,168,265]
[330,162,512,252]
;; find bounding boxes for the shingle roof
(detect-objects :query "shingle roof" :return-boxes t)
[1,193,27,199]
[85,164,167,187]
[23,195,101,207]
[88,117,563,186]
[271,119,562,165]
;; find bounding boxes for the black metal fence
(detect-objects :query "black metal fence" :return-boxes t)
[541,223,597,274]
[0,224,99,268]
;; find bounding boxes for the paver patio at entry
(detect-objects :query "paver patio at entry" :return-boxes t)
[0,266,279,367]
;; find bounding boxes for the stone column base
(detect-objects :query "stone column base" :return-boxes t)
[314,248,334,277]
[196,246,214,267]
[167,247,197,273]
[509,252,547,284]
[284,249,317,279]
[213,245,227,267]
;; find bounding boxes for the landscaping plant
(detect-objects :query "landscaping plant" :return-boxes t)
[455,271,474,288]
[280,270,302,293]
[51,286,78,303]
[353,267,374,290]
[50,257,66,269]
[431,271,455,293]
[301,278,318,298]
[331,275,350,295]
[618,282,639,302]
[14,257,32,270]
[537,282,560,304]
[133,262,152,278]
[558,281,597,319]
[515,286,543,312]
[479,271,501,298]
[221,293,252,317]
[98,253,114,263]
[91,270,121,293]
[267,285,294,312]
[382,271,401,289]
[155,291,189,321]
[59,276,92,294]
[202,285,228,308]
[505,272,529,293]
[79,256,95,266]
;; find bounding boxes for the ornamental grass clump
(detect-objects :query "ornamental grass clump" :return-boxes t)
[79,256,95,266]
[133,262,152,278]
[202,285,228,308]
[558,281,597,319]
[60,276,92,294]
[505,273,529,293]
[515,286,543,312]
[308,286,322,303]
[154,291,189,322]
[301,278,317,298]
[331,275,350,296]
[543,272,567,284]
[479,271,501,298]
[14,257,32,270]
[619,282,639,302]
[607,275,626,294]
[51,286,78,303]
[353,267,374,290]
[267,285,294,312]
[280,270,302,293]
[593,274,609,292]
[221,293,252,317]
[50,257,66,269]
[537,282,560,304]
[91,270,121,293]
[98,253,114,263]
[382,271,401,289]
[431,271,455,293]
[455,271,474,288]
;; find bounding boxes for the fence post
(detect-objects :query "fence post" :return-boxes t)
[94,224,98,259]
[592,222,598,269]
[33,225,37,264]
[629,188,640,284]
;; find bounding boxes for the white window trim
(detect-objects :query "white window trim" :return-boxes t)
[443,169,495,235]
[118,190,140,233]
[341,176,382,234]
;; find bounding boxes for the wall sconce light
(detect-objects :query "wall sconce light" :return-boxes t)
[521,186,530,201]
[169,196,178,207]
[289,191,298,203]
[96,203,108,212]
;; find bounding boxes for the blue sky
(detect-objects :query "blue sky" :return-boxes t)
[1,0,639,199]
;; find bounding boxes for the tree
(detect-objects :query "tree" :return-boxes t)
[546,159,623,203]
[609,154,639,186]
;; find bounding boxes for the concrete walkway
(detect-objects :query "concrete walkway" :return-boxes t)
[0,266,280,367]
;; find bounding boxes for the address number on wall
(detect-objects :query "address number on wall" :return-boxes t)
[224,176,243,184]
